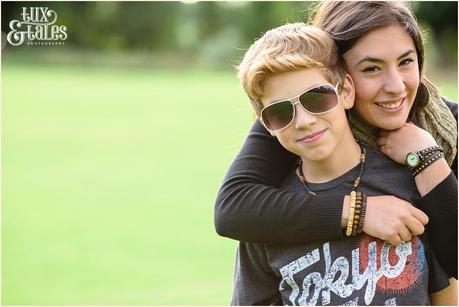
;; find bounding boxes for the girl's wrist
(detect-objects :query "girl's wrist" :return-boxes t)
[414,158,451,197]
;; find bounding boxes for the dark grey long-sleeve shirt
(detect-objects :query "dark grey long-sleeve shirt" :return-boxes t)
[231,147,449,306]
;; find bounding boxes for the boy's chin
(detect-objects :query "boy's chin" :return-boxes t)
[301,148,333,162]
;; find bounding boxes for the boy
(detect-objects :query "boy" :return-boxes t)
[231,23,448,305]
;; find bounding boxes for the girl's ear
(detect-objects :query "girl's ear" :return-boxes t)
[341,74,355,110]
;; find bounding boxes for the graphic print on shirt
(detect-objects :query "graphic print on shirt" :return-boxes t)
[278,235,426,305]
[358,235,426,294]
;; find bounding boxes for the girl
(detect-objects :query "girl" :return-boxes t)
[215,1,457,286]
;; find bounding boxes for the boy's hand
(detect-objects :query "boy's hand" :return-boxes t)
[343,195,429,245]
[377,122,437,165]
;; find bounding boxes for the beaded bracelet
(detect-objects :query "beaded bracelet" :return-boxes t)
[356,193,367,234]
[411,151,445,177]
[352,192,363,236]
[346,191,368,236]
[346,191,356,236]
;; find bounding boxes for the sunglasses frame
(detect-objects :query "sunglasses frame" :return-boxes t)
[259,82,340,133]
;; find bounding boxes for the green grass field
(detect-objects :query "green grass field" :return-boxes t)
[2,61,457,305]
[2,62,257,305]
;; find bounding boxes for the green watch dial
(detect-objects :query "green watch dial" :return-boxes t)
[406,153,420,167]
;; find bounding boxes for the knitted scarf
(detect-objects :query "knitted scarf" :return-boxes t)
[349,98,457,166]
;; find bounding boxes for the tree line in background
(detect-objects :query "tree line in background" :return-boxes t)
[1,1,457,68]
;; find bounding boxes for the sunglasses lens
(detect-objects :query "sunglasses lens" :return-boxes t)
[261,101,294,131]
[299,85,338,113]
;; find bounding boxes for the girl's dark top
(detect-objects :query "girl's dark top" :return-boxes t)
[215,99,458,279]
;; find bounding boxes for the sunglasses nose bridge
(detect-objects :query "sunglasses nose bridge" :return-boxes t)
[291,100,317,127]
[291,100,302,120]
[292,98,311,116]
[291,96,303,111]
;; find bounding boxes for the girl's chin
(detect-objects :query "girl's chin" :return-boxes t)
[369,113,410,130]
[373,120,407,130]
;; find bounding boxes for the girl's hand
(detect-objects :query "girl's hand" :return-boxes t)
[377,122,437,164]
[363,195,428,245]
[342,195,429,245]
[430,278,458,306]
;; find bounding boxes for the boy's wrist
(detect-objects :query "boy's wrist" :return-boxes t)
[342,195,350,228]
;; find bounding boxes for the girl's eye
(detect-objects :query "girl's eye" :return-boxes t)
[400,58,414,66]
[362,66,380,73]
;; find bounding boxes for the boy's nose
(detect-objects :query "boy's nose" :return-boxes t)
[293,103,317,129]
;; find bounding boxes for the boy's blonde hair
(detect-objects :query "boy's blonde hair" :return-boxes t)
[237,23,345,114]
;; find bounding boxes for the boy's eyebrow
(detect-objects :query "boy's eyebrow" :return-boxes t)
[356,49,416,66]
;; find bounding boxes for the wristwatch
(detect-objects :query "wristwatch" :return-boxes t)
[406,152,422,168]
[405,145,444,175]
[406,145,443,167]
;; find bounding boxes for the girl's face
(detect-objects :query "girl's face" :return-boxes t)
[343,25,420,130]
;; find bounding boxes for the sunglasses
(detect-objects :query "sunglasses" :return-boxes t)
[260,83,340,132]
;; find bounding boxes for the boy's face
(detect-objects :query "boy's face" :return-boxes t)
[260,68,354,162]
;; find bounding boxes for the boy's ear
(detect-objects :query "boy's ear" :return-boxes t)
[341,74,355,110]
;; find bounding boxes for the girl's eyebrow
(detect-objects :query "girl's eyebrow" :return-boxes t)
[356,49,416,66]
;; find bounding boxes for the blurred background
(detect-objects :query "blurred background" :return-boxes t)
[1,1,457,305]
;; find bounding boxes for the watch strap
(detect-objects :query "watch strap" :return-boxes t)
[406,145,444,169]
[417,145,443,157]
[411,150,445,177]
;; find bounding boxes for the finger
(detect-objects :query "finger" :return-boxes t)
[411,208,429,225]
[398,226,412,242]
[387,234,402,246]
[380,145,393,156]
[376,135,388,145]
[379,145,388,155]
[379,129,390,137]
[405,217,425,236]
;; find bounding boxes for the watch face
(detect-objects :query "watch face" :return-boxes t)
[406,153,420,167]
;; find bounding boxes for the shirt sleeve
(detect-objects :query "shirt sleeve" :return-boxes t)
[443,97,457,178]
[423,232,451,293]
[231,242,282,306]
[418,171,458,279]
[214,120,346,244]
